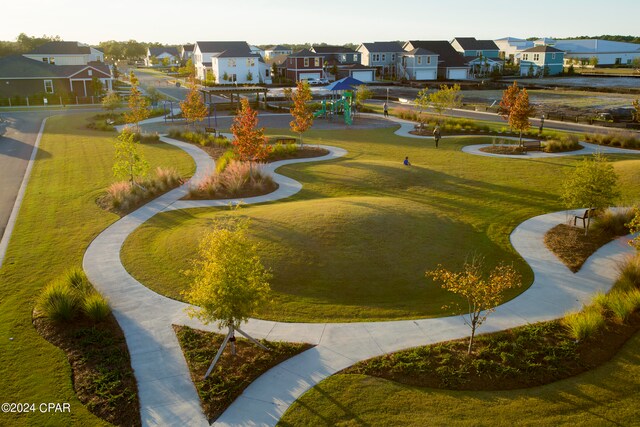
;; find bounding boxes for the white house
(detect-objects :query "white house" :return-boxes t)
[193,41,270,84]
[179,44,195,63]
[551,39,640,66]
[249,45,265,59]
[145,47,180,67]
[23,41,104,65]
[265,45,292,59]
[357,42,405,78]
[403,41,470,80]
[494,37,534,64]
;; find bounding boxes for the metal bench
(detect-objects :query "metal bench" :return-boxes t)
[523,140,542,152]
[275,137,298,144]
[204,127,216,134]
[574,208,597,228]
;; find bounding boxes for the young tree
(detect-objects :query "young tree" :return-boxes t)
[509,88,536,146]
[355,85,373,108]
[427,258,521,355]
[627,207,640,250]
[161,57,170,67]
[632,99,640,123]
[589,56,599,67]
[271,62,278,83]
[230,98,271,162]
[498,81,519,121]
[246,71,253,82]
[101,91,122,117]
[124,71,150,131]
[205,70,216,86]
[91,77,104,97]
[180,78,208,130]
[428,84,462,115]
[113,127,150,184]
[289,80,313,146]
[414,86,430,124]
[183,218,271,378]
[222,71,229,82]
[561,153,620,235]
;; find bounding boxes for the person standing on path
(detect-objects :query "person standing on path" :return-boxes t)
[383,102,389,118]
[433,125,441,148]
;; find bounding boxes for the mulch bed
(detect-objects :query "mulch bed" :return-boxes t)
[186,181,279,201]
[344,312,640,391]
[33,315,140,427]
[544,223,620,272]
[96,178,186,217]
[479,145,526,155]
[174,325,312,421]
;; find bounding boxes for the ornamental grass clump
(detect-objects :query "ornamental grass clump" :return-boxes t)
[190,161,275,199]
[591,208,634,236]
[606,290,638,323]
[562,307,606,341]
[82,292,111,322]
[106,167,182,212]
[617,255,640,291]
[543,134,581,153]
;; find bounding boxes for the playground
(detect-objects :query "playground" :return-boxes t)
[312,76,365,125]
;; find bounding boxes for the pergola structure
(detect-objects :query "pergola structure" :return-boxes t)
[199,86,269,110]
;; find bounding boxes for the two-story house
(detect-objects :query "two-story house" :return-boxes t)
[357,42,405,79]
[311,45,376,82]
[403,41,470,80]
[265,45,292,60]
[398,48,439,80]
[23,41,104,65]
[450,37,503,76]
[145,47,179,67]
[193,41,269,84]
[493,37,534,64]
[285,49,324,81]
[179,44,195,63]
[519,46,565,76]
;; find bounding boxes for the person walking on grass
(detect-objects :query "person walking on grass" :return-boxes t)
[403,156,411,166]
[433,125,441,148]
[383,102,389,118]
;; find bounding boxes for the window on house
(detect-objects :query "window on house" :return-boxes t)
[49,57,55,64]
[304,58,309,67]
[42,57,48,63]
[246,58,255,67]
[427,56,431,64]
[289,58,293,65]
[372,54,379,62]
[417,56,422,65]
[533,54,540,61]
[342,54,347,62]
[615,58,622,65]
[228,59,236,67]
[44,80,53,94]
[382,54,386,61]
[230,74,237,82]
[88,70,92,76]
[523,54,528,60]
[477,51,482,56]
[551,53,556,60]
[391,54,395,61]
[314,57,320,67]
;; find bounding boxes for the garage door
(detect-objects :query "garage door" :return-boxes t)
[448,69,468,80]
[299,73,320,81]
[415,69,436,80]
[352,71,374,82]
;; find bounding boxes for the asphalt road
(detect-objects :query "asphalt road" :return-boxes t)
[0,111,48,242]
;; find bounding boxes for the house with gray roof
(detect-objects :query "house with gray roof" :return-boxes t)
[265,45,292,59]
[550,39,640,66]
[519,45,565,76]
[0,55,112,99]
[23,41,104,65]
[357,42,404,78]
[179,44,195,63]
[494,37,534,64]
[145,47,180,67]
[403,41,470,80]
[450,37,503,77]
[311,45,375,82]
[193,41,270,84]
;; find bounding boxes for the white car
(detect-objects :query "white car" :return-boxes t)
[306,78,322,86]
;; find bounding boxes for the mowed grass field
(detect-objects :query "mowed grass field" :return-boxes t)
[0,114,194,425]
[121,127,640,322]
[278,331,640,426]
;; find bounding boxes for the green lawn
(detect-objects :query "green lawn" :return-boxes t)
[0,113,194,425]
[121,127,640,322]
[278,330,640,426]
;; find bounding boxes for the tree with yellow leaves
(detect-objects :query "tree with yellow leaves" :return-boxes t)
[180,77,208,131]
[426,257,521,355]
[124,71,150,131]
[509,88,536,147]
[290,80,313,146]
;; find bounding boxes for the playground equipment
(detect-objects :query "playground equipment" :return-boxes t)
[313,91,353,125]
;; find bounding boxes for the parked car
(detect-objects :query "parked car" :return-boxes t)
[306,78,322,86]
[318,78,329,85]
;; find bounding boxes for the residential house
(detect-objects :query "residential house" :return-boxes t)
[519,46,565,76]
[550,39,640,66]
[450,37,503,77]
[145,47,180,67]
[23,41,104,65]
[493,37,534,64]
[0,54,112,99]
[285,49,324,81]
[357,42,405,78]
[311,45,375,82]
[403,41,470,80]
[397,48,438,80]
[265,45,292,59]
[249,45,265,59]
[179,44,195,63]
[193,41,269,84]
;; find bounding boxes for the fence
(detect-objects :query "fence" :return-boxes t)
[0,95,104,107]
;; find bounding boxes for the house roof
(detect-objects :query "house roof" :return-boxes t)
[181,44,195,52]
[0,55,110,78]
[521,45,564,53]
[195,41,252,56]
[359,42,405,53]
[553,39,640,54]
[289,49,322,58]
[267,45,290,51]
[406,41,468,67]
[312,45,357,54]
[405,47,437,56]
[453,37,499,51]
[27,41,91,55]
[148,47,179,57]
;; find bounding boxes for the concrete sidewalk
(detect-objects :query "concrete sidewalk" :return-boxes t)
[83,130,636,426]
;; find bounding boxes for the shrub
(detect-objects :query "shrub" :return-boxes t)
[562,307,605,341]
[271,142,298,158]
[584,132,640,149]
[543,134,581,153]
[591,208,634,236]
[132,132,160,143]
[82,292,111,322]
[616,255,640,291]
[191,161,275,199]
[37,280,80,322]
[216,150,237,174]
[149,167,181,192]
[168,129,231,148]
[65,267,91,295]
[106,167,183,211]
[606,291,638,322]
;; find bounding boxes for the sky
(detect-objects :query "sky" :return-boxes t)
[3,0,639,46]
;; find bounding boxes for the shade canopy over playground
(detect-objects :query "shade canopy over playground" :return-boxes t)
[325,76,365,91]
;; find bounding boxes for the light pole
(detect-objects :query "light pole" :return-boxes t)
[539,113,545,134]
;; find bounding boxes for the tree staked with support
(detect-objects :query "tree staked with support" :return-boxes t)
[562,153,620,235]
[509,88,536,147]
[113,127,149,184]
[230,98,271,162]
[180,78,208,131]
[124,71,150,131]
[427,257,522,355]
[183,219,272,379]
[290,80,313,147]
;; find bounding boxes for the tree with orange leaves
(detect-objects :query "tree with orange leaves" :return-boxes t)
[289,80,313,146]
[509,88,536,146]
[498,81,519,122]
[180,78,208,131]
[426,257,521,355]
[230,98,271,162]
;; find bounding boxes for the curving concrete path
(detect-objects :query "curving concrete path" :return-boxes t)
[83,127,638,426]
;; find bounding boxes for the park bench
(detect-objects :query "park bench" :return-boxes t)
[574,208,597,228]
[204,127,216,134]
[523,140,542,152]
[414,123,426,132]
[275,137,298,144]
[106,119,115,125]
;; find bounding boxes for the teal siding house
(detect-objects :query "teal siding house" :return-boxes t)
[450,37,501,59]
[519,46,565,76]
